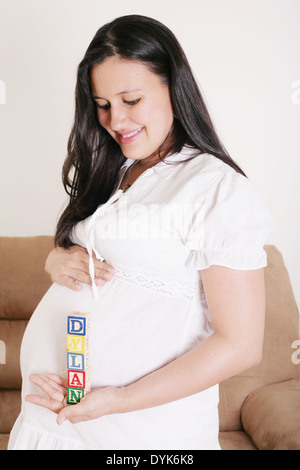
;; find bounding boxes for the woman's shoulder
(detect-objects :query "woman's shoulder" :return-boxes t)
[166,147,275,230]
[176,149,275,269]
[164,146,251,199]
[180,147,243,179]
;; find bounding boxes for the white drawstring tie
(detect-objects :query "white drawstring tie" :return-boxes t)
[85,189,123,300]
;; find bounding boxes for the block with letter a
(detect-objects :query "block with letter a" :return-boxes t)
[68,371,86,389]
[66,312,91,404]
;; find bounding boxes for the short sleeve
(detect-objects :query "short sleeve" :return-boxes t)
[184,171,275,270]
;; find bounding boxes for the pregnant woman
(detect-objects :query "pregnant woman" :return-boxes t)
[8,15,274,450]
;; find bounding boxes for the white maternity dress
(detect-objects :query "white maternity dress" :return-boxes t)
[8,147,275,450]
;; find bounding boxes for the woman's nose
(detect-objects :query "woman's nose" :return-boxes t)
[109,106,127,131]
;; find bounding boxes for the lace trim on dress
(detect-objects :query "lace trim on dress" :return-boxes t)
[8,419,95,450]
[112,264,204,301]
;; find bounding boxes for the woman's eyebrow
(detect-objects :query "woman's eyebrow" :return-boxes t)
[116,88,141,95]
[93,89,141,100]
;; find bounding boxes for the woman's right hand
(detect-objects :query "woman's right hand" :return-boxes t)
[45,245,114,291]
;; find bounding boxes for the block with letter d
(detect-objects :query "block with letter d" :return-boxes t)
[67,314,87,336]
[66,312,91,405]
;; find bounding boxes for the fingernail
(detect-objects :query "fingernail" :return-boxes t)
[95,279,104,286]
[58,415,67,425]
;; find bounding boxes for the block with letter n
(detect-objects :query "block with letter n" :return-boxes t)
[66,312,91,404]
[67,387,85,404]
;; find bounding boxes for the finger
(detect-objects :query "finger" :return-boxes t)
[67,250,115,283]
[69,279,83,291]
[55,275,83,291]
[68,268,92,286]
[26,394,64,413]
[29,374,65,402]
[46,374,68,388]
[94,263,115,280]
[72,252,115,281]
[43,378,65,396]
[94,259,115,274]
[57,402,86,425]
[94,270,114,282]
[41,374,66,393]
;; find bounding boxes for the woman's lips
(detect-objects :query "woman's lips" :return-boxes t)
[117,127,144,144]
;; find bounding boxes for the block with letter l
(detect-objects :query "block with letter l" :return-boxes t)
[67,352,85,371]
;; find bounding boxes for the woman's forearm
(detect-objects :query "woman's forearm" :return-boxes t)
[117,268,265,414]
[117,332,262,414]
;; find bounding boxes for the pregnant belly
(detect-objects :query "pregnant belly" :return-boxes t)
[20,279,197,392]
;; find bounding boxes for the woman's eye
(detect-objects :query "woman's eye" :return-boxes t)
[97,103,110,110]
[96,98,141,111]
[124,98,141,106]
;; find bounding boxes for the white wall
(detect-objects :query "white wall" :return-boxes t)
[0,0,299,312]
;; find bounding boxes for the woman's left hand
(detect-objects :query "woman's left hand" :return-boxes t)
[25,374,123,425]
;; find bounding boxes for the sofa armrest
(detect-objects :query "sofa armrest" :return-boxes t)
[241,379,300,450]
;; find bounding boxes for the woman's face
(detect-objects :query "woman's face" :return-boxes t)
[90,57,174,163]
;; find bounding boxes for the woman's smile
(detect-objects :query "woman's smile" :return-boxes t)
[117,127,145,144]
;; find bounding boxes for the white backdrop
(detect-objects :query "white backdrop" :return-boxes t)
[0,0,299,312]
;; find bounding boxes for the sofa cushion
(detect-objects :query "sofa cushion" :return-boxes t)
[241,379,300,450]
[0,390,21,434]
[0,236,53,320]
[0,435,9,451]
[219,246,300,431]
[219,431,257,450]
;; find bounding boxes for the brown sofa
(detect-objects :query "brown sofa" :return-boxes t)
[0,236,299,450]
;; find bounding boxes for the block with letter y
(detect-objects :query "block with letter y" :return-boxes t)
[67,334,85,354]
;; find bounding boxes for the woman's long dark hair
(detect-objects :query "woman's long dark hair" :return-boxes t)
[55,14,246,247]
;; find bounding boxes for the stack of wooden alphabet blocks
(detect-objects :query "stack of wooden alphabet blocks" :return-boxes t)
[66,312,91,404]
